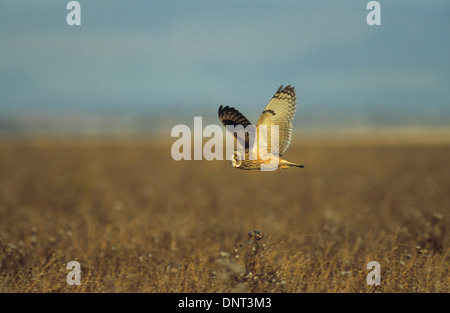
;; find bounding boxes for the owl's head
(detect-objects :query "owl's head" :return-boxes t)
[230,151,243,168]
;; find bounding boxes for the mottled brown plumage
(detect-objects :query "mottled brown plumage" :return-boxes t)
[218,85,304,170]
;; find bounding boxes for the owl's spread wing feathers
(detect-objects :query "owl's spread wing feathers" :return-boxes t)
[218,85,297,157]
[256,85,296,157]
[218,105,254,151]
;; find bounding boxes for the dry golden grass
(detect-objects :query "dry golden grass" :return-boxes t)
[0,134,448,293]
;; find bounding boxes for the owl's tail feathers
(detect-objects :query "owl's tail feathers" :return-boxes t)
[288,162,304,168]
[279,159,304,169]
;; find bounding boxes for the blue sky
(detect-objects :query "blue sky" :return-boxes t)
[0,1,449,132]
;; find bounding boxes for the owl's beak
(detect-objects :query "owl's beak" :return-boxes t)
[230,153,242,167]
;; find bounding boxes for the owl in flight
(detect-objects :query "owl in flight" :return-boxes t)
[218,85,304,170]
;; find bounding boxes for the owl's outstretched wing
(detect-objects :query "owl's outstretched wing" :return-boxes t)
[255,85,297,157]
[218,105,254,152]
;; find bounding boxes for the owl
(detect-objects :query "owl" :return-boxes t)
[218,85,304,170]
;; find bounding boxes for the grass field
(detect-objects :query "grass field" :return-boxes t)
[0,133,449,292]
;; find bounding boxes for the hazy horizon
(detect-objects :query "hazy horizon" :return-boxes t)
[1,1,449,135]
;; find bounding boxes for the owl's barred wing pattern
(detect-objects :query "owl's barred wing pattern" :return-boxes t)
[218,105,252,128]
[256,85,297,157]
[218,105,254,151]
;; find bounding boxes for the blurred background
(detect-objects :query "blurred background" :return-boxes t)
[0,0,449,137]
[1,1,449,293]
